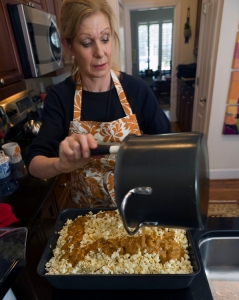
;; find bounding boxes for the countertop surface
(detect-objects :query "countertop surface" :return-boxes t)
[11,216,239,300]
[179,78,195,91]
[1,139,238,299]
[0,137,58,223]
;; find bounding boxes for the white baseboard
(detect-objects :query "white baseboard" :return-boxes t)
[209,168,239,180]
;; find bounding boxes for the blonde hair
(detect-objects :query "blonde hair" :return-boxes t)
[59,0,119,75]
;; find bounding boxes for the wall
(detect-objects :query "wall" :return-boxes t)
[178,0,197,64]
[25,72,70,96]
[208,0,239,179]
[107,0,124,70]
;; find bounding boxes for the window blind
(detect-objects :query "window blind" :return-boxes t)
[138,21,172,73]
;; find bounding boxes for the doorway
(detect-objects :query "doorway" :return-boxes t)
[130,8,173,118]
[130,9,174,78]
[124,0,181,123]
[192,0,224,136]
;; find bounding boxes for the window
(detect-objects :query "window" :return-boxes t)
[161,23,173,70]
[138,21,173,72]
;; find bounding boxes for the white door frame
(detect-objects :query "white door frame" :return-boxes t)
[123,0,181,122]
[192,0,224,136]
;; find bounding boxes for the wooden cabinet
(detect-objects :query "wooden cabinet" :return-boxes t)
[51,0,62,21]
[39,173,72,218]
[177,79,194,132]
[28,0,46,11]
[0,0,26,100]
[30,0,62,18]
[153,79,171,104]
[0,0,65,101]
[52,173,71,213]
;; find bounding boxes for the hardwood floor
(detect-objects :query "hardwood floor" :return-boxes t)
[162,108,182,133]
[171,122,181,133]
[209,179,239,200]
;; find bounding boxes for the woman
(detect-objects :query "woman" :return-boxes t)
[25,0,171,208]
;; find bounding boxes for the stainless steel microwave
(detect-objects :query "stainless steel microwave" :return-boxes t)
[8,4,62,78]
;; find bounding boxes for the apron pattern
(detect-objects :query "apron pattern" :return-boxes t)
[69,70,141,208]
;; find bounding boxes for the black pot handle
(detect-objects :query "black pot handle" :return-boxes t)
[90,144,119,156]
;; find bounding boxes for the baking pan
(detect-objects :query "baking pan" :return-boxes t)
[37,208,201,290]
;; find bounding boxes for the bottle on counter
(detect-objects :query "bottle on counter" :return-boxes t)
[39,82,47,102]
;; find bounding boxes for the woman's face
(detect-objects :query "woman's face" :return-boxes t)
[68,12,112,80]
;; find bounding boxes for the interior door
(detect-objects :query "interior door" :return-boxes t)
[192,0,224,136]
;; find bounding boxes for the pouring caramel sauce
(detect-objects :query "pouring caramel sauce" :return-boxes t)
[60,211,185,267]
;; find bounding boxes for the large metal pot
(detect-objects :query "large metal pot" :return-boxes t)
[114,132,209,234]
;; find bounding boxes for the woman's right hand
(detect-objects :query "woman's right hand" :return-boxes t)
[29,133,97,179]
[57,133,97,173]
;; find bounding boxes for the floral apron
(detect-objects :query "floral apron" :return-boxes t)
[69,70,141,208]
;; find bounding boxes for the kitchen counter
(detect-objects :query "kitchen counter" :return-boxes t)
[180,78,195,91]
[0,137,63,299]
[1,139,238,299]
[9,216,239,300]
[0,137,58,224]
[0,173,57,222]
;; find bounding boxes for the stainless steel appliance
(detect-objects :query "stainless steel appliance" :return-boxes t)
[7,4,62,78]
[0,90,58,219]
[0,92,36,129]
[0,91,41,154]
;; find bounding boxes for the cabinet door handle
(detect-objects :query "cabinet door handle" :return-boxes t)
[28,2,34,7]
[200,97,206,103]
[61,183,67,188]
[0,78,5,85]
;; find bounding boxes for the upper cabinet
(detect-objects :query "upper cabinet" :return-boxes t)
[27,0,46,11]
[30,0,61,20]
[0,0,64,101]
[49,0,62,23]
[0,0,26,100]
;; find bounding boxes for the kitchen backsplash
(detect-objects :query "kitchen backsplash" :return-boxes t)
[25,71,70,96]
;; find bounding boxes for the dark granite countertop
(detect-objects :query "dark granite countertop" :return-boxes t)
[0,138,58,224]
[1,139,238,300]
[9,216,239,300]
[0,138,60,299]
[179,78,195,91]
[0,172,57,222]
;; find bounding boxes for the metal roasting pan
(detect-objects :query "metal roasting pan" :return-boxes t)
[37,208,201,290]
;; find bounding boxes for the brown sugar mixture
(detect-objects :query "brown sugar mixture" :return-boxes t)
[59,211,185,267]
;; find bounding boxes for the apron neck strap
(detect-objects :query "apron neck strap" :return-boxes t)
[74,69,133,118]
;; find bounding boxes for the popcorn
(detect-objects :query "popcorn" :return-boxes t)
[45,210,193,275]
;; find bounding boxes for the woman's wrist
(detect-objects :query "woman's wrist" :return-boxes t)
[29,156,62,179]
